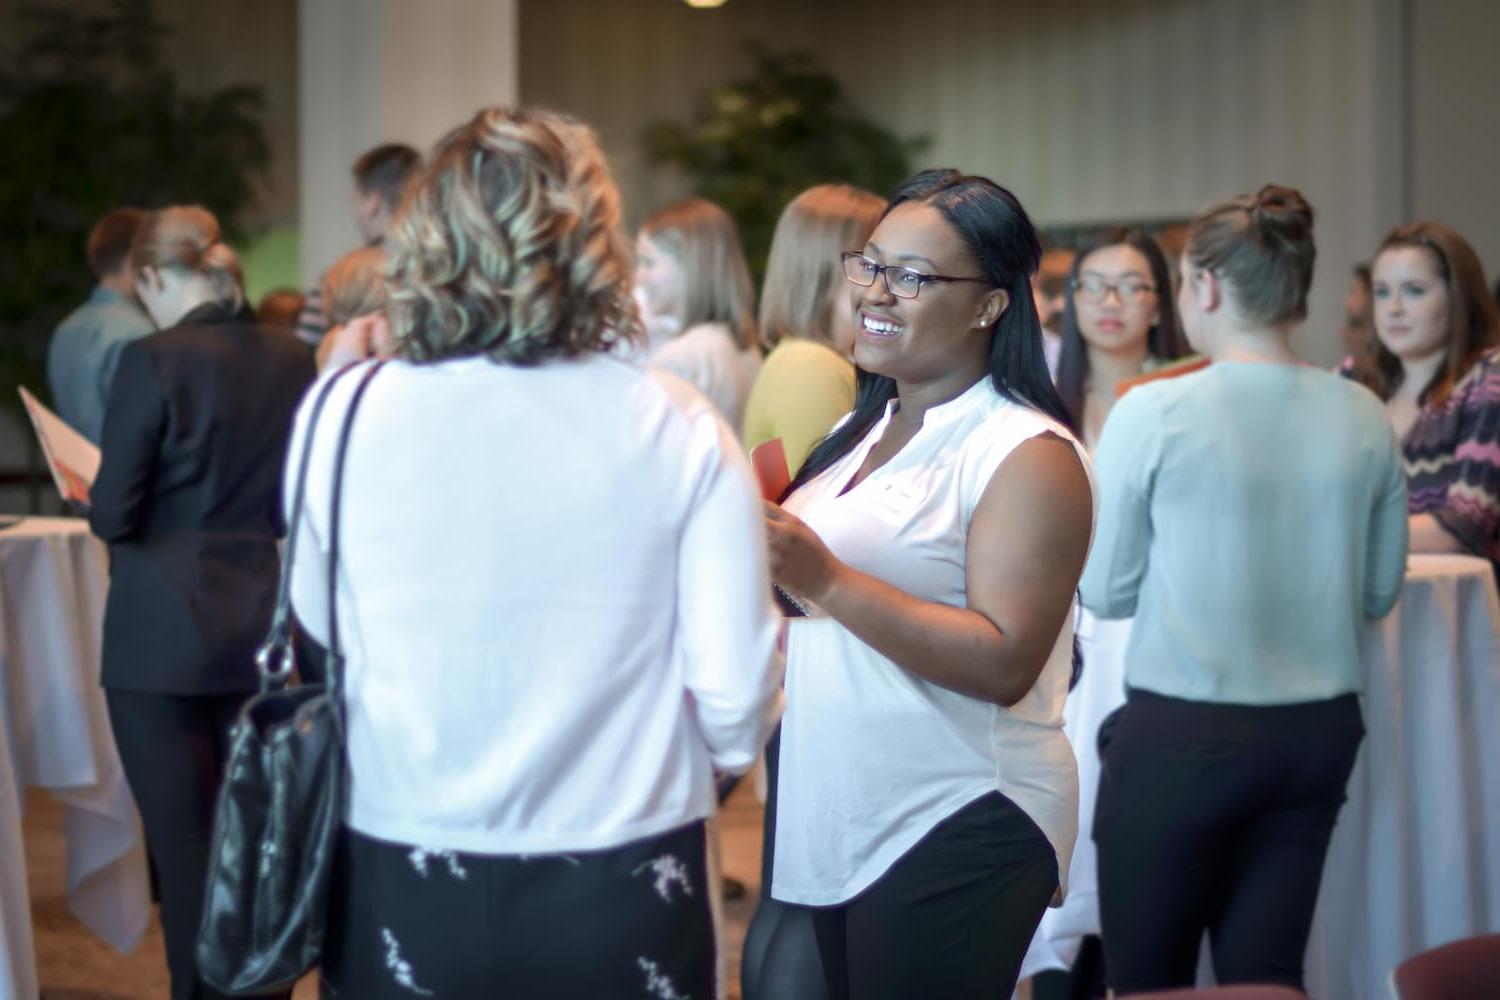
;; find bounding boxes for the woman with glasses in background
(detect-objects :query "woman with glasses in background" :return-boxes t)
[761,169,1093,998]
[1035,227,1189,996]
[1054,228,1190,451]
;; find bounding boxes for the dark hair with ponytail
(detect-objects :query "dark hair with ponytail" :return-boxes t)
[783,169,1075,499]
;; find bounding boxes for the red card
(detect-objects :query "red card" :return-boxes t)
[749,438,791,503]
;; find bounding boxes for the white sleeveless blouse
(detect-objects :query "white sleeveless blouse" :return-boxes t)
[770,377,1091,907]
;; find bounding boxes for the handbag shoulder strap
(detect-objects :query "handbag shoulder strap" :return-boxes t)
[257,361,362,687]
[323,360,386,670]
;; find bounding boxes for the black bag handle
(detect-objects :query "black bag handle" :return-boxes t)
[324,361,386,671]
[255,360,386,689]
[256,362,361,688]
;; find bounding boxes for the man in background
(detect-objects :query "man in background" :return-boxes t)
[1032,245,1076,378]
[46,207,155,444]
[294,143,421,350]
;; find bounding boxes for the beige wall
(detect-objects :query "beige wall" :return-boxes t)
[0,0,298,512]
[521,0,1499,367]
[0,0,299,226]
[298,0,520,286]
[1410,0,1500,274]
[157,0,300,228]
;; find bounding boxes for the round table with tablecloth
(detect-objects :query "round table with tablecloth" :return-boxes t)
[0,516,151,998]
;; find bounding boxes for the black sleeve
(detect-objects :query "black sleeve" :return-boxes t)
[89,342,167,542]
[268,348,318,538]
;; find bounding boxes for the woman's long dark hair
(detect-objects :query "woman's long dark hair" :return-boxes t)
[784,169,1075,498]
[1054,228,1189,428]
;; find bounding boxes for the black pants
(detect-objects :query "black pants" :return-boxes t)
[1093,689,1364,993]
[809,791,1058,1000]
[106,689,253,1000]
[321,821,715,998]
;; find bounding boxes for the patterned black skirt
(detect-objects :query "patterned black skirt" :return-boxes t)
[320,820,714,999]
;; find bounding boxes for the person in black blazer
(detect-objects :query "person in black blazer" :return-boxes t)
[89,205,315,1000]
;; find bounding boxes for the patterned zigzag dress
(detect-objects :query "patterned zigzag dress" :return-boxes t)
[1403,348,1500,570]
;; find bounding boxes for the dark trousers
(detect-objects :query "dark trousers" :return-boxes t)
[321,821,715,998]
[1031,935,1106,1000]
[809,791,1058,1000]
[106,689,252,1000]
[1094,689,1364,993]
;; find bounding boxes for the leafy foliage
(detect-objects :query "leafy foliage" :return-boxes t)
[0,0,269,421]
[643,48,925,283]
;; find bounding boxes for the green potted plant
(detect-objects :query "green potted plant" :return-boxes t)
[644,47,925,282]
[0,0,269,499]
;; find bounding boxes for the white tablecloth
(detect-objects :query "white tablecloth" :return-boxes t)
[0,517,150,999]
[1021,554,1500,999]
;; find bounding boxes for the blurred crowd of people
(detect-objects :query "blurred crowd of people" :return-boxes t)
[44,102,1500,1000]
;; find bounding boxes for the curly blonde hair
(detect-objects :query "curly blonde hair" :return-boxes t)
[385,108,640,363]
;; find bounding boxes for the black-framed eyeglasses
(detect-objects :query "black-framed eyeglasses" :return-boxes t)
[842,251,988,300]
[1070,274,1158,304]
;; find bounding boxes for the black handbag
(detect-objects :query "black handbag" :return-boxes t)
[196,360,385,995]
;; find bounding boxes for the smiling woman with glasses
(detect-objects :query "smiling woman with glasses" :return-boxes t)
[759,169,1093,998]
[1054,228,1190,452]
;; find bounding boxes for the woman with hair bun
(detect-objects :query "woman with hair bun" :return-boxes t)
[1083,185,1409,993]
[89,205,315,1000]
[287,108,782,997]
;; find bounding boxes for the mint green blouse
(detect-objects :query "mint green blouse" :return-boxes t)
[1081,362,1409,704]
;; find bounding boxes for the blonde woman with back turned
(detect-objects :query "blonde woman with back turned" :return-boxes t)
[637,197,764,430]
[286,109,782,998]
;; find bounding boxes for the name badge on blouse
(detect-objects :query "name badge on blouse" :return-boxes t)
[859,476,928,529]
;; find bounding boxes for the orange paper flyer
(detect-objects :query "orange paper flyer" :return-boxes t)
[18,386,100,507]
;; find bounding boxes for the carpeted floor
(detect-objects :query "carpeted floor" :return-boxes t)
[24,784,765,999]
